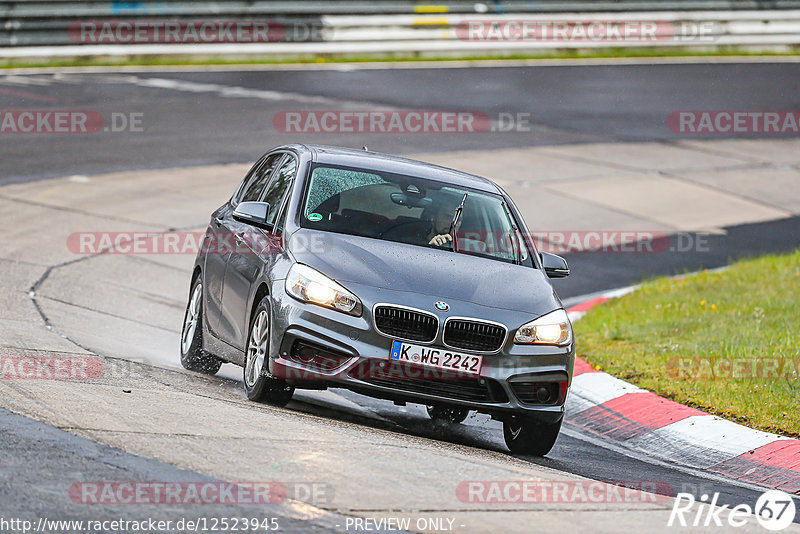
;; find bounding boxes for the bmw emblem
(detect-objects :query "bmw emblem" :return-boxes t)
[434,301,449,312]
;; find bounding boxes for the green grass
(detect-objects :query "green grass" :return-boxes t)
[2,46,798,69]
[574,250,800,438]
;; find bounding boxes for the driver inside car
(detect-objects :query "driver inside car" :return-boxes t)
[425,201,459,248]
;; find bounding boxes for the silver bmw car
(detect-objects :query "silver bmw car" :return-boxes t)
[180,144,574,455]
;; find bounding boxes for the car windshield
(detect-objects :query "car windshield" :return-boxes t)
[301,164,532,266]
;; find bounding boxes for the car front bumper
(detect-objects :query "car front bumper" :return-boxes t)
[267,279,574,421]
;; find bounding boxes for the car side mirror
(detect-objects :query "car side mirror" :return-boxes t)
[233,201,271,230]
[540,252,570,278]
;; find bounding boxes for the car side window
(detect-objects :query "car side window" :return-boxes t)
[232,160,262,206]
[274,197,291,235]
[261,155,297,227]
[235,153,285,205]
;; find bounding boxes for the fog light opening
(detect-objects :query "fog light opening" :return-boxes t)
[295,345,317,364]
[287,340,351,374]
[535,386,552,403]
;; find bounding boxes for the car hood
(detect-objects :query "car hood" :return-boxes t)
[287,229,560,315]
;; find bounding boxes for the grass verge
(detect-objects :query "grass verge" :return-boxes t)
[574,250,800,438]
[1,46,798,69]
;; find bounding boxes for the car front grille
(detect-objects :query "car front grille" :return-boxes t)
[373,305,438,342]
[348,362,508,403]
[443,319,506,352]
[362,377,492,402]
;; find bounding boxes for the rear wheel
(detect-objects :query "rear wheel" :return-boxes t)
[243,296,294,406]
[426,405,469,424]
[503,416,562,456]
[180,277,222,375]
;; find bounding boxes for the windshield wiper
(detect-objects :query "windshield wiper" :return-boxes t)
[448,193,469,252]
[501,200,522,265]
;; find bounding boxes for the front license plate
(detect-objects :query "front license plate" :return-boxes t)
[389,341,482,376]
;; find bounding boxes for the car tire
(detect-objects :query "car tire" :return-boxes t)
[180,277,222,375]
[426,405,469,424]
[503,416,562,456]
[243,296,294,406]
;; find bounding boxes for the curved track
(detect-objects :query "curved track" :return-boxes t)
[1,61,799,532]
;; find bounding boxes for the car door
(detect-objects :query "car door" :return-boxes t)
[204,152,284,338]
[217,153,298,350]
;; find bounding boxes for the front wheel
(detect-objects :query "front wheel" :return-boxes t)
[503,416,562,456]
[426,405,469,424]
[243,296,294,406]
[180,277,222,375]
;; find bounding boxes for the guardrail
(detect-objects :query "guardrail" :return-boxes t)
[2,0,800,17]
[1,1,799,57]
[324,11,800,47]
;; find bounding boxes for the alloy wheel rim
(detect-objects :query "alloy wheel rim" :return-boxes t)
[245,309,268,387]
[181,283,202,355]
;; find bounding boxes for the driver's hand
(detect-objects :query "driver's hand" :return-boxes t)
[429,234,453,247]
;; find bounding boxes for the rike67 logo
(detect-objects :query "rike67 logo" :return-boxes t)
[669,490,797,531]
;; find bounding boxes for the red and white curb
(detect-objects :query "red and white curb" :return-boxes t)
[565,288,800,495]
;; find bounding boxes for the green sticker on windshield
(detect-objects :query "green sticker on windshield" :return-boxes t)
[307,213,323,222]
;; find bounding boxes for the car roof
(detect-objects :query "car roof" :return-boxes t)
[282,144,504,195]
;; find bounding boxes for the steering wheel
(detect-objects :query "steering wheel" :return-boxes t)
[377,220,428,240]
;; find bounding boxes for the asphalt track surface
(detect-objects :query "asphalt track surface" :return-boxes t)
[2,61,800,183]
[1,61,799,529]
[0,407,344,532]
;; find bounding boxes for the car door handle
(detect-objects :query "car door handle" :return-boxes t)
[215,216,224,225]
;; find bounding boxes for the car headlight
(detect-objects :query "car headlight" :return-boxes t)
[285,263,362,316]
[514,309,572,346]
